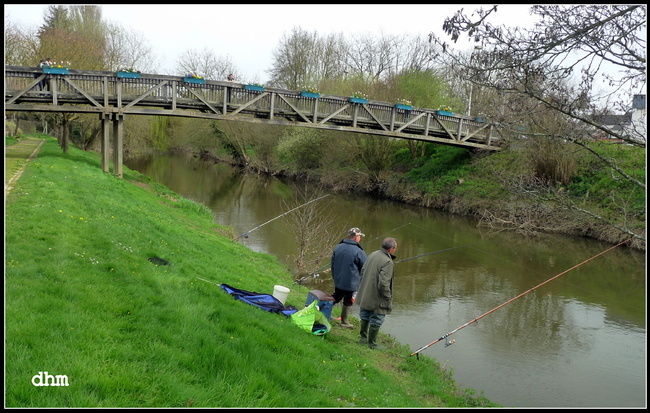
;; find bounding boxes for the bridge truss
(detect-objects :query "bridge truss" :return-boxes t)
[5,66,502,177]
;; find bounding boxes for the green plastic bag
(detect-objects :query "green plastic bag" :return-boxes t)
[291,300,331,335]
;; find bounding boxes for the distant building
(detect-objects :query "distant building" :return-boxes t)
[594,94,646,144]
[627,94,646,143]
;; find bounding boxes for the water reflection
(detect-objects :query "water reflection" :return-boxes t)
[126,151,645,408]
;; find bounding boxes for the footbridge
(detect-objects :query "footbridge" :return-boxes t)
[5,66,502,177]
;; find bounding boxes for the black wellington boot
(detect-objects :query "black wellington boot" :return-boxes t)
[367,325,384,350]
[359,319,369,344]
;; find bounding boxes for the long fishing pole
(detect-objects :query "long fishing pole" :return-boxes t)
[409,237,633,359]
[293,222,413,285]
[233,194,330,241]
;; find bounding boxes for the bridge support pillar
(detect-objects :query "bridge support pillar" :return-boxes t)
[100,113,111,173]
[112,113,124,178]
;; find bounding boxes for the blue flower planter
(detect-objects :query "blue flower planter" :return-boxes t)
[300,91,320,98]
[244,84,265,91]
[396,104,412,110]
[43,67,68,75]
[437,110,453,116]
[349,97,368,104]
[184,77,206,84]
[117,71,141,79]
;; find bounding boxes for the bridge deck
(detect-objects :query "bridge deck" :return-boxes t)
[5,66,502,151]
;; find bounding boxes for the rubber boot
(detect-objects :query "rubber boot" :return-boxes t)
[359,319,369,344]
[340,305,354,328]
[367,325,384,350]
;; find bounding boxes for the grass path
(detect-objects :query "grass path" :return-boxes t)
[5,136,45,196]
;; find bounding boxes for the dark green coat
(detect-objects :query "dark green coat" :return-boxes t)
[356,248,395,315]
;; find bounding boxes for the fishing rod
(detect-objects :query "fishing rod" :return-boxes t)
[233,194,330,241]
[293,222,413,285]
[293,262,331,285]
[409,237,633,359]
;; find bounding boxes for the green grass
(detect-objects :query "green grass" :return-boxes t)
[5,136,497,407]
[4,135,44,185]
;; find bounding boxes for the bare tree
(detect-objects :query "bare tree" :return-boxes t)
[268,26,346,89]
[4,18,40,66]
[174,47,241,81]
[345,32,438,84]
[430,5,646,148]
[346,31,396,84]
[313,32,349,82]
[103,22,156,72]
[429,5,646,188]
[268,26,441,108]
[282,182,338,279]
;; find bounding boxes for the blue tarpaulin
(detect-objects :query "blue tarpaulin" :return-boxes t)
[221,283,298,317]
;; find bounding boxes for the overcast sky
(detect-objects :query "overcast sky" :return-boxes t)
[5,4,538,83]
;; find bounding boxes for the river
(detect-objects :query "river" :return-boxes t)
[125,151,646,408]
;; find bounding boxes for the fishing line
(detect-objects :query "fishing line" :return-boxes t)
[233,194,330,241]
[393,242,483,264]
[406,218,620,302]
[409,237,634,359]
[367,222,413,245]
[293,238,477,286]
[196,277,219,286]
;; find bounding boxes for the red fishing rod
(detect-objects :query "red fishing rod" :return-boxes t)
[410,237,633,359]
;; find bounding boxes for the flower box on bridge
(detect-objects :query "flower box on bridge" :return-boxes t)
[184,77,206,84]
[396,103,413,110]
[349,97,368,104]
[43,67,68,75]
[437,110,453,116]
[244,84,265,92]
[300,91,320,99]
[117,71,141,79]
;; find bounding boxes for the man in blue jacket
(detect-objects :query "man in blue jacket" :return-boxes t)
[330,227,367,328]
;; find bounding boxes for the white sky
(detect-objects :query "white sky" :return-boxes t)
[5,4,539,83]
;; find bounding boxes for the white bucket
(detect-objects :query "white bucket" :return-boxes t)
[272,285,290,305]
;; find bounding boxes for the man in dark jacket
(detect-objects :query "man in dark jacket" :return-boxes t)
[356,237,397,349]
[330,227,367,328]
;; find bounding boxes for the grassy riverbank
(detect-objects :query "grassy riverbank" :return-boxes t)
[5,135,498,407]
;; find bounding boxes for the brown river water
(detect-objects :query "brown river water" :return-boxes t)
[126,151,646,408]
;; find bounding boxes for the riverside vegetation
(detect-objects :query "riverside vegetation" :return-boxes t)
[194,122,645,252]
[5,135,498,407]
